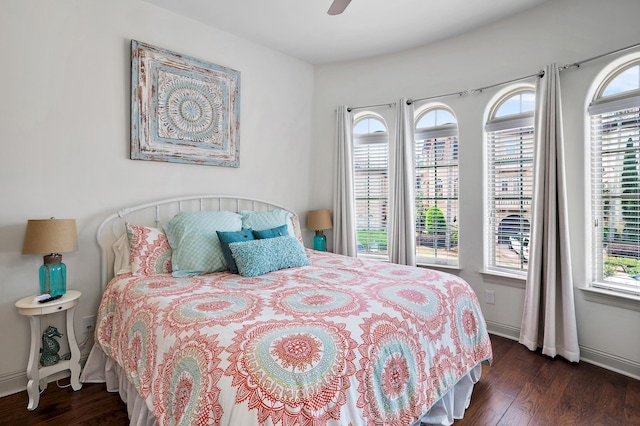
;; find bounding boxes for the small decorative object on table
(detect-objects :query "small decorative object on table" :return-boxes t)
[306,209,333,251]
[40,326,62,367]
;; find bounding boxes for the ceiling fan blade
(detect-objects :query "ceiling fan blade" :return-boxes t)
[327,0,352,15]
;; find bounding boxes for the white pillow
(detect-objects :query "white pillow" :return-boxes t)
[113,233,132,275]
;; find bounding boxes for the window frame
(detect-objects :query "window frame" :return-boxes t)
[352,112,390,261]
[588,58,640,297]
[414,105,460,268]
[484,85,536,277]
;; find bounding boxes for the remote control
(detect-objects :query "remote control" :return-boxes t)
[38,295,63,304]
[33,294,51,302]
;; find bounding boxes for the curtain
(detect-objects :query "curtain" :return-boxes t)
[332,106,358,257]
[389,99,416,265]
[519,64,580,362]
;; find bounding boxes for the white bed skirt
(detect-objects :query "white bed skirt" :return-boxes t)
[416,363,482,426]
[81,344,482,426]
[81,345,157,426]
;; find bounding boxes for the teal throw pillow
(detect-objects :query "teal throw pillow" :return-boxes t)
[252,224,288,239]
[229,235,310,277]
[240,209,294,236]
[217,228,255,274]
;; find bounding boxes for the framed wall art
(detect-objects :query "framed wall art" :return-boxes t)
[131,40,240,167]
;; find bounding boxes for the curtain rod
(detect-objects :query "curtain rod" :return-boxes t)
[406,70,543,105]
[406,90,466,105]
[346,41,640,111]
[469,71,545,94]
[347,102,395,112]
[559,41,640,71]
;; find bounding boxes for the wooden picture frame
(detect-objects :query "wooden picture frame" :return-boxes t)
[131,40,240,167]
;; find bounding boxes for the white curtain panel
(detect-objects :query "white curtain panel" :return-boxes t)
[519,64,580,362]
[332,106,358,257]
[389,99,417,265]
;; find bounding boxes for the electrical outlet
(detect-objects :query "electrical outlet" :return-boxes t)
[82,315,96,334]
[485,290,495,305]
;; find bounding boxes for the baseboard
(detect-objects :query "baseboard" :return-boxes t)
[0,370,28,399]
[0,369,75,399]
[485,319,521,340]
[580,345,640,380]
[485,320,640,380]
[0,354,89,399]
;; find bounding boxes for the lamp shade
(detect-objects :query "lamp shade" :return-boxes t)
[22,219,78,255]
[307,209,333,231]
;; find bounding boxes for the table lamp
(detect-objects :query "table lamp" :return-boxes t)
[22,218,77,296]
[307,209,332,251]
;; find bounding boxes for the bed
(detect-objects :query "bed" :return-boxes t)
[80,195,492,426]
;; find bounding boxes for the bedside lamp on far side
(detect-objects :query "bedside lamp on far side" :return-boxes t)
[22,218,78,296]
[307,209,332,251]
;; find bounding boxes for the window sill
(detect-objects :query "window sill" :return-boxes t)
[354,256,461,272]
[480,270,526,289]
[357,254,389,262]
[417,262,461,272]
[580,286,640,312]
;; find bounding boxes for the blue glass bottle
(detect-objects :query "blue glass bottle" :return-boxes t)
[313,233,327,251]
[40,255,67,296]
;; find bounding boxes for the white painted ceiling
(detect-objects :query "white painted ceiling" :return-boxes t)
[144,0,547,64]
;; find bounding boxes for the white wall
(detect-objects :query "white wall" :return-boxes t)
[312,0,640,377]
[0,0,314,394]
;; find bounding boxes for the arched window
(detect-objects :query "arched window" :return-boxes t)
[588,59,640,295]
[353,113,389,258]
[354,116,387,134]
[485,87,535,274]
[414,106,459,266]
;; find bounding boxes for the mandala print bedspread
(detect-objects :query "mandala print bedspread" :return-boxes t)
[95,249,492,426]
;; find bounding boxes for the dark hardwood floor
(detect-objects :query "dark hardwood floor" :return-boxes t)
[457,335,640,426]
[0,380,128,425]
[0,335,638,425]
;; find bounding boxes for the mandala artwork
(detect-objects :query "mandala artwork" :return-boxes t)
[157,71,223,145]
[131,40,240,167]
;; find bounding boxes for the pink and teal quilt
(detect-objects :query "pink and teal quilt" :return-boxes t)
[95,250,492,426]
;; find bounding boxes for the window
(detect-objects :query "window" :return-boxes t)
[415,107,459,266]
[485,88,535,275]
[589,61,640,295]
[353,114,389,258]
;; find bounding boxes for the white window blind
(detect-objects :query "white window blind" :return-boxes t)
[590,106,640,295]
[353,124,389,258]
[415,120,459,267]
[485,97,534,275]
[588,62,640,296]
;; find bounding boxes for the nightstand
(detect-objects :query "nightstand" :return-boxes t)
[15,290,83,410]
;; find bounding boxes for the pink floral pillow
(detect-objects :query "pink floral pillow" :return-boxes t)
[290,215,304,245]
[125,222,172,275]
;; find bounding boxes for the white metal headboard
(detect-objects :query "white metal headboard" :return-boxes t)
[96,195,295,290]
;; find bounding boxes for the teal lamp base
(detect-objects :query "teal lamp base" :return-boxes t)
[313,233,327,251]
[40,255,67,296]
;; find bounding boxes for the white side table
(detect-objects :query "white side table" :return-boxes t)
[15,290,83,410]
